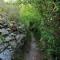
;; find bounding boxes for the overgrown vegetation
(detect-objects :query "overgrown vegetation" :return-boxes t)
[17,0,60,60]
[0,0,60,60]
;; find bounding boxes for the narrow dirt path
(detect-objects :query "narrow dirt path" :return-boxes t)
[24,32,43,60]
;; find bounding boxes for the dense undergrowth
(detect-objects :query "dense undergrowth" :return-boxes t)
[0,0,60,60]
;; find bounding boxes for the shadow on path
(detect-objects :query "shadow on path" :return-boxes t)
[24,32,43,60]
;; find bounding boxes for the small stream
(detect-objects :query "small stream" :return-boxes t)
[25,32,42,60]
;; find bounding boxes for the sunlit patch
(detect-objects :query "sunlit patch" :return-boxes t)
[21,0,23,1]
[4,0,8,2]
[4,0,16,3]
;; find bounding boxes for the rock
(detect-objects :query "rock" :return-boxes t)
[3,23,8,28]
[0,28,9,36]
[0,49,12,60]
[16,34,26,46]
[9,33,16,36]
[18,25,26,34]
[16,34,20,40]
[6,28,11,31]
[5,33,16,42]
[0,45,4,52]
[0,40,3,45]
[0,43,8,52]
[7,46,11,49]
[5,36,12,42]
[0,24,2,30]
[9,41,17,49]
[0,17,26,60]
[0,21,3,25]
[9,21,18,32]
[0,29,2,33]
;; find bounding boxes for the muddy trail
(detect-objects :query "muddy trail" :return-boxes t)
[24,32,43,60]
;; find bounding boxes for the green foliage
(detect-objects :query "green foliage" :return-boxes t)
[19,4,40,26]
[0,7,7,13]
[0,35,5,44]
[0,0,60,60]
[16,0,60,59]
